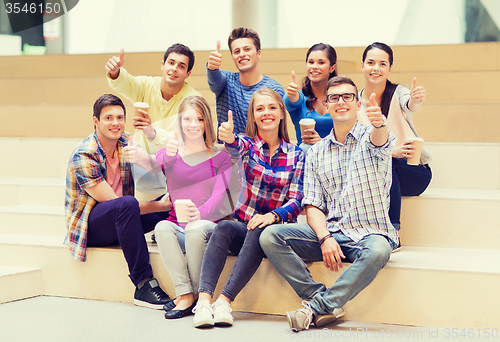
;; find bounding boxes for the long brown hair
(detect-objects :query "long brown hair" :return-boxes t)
[177,96,216,149]
[245,88,290,143]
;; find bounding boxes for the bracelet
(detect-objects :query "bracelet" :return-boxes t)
[319,234,333,245]
[271,211,280,223]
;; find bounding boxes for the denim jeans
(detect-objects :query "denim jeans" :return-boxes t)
[198,220,266,302]
[260,223,393,316]
[155,220,215,296]
[87,196,168,286]
[389,158,432,228]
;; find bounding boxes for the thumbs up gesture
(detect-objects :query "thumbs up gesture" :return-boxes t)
[409,77,426,108]
[166,129,180,156]
[106,48,125,80]
[124,136,146,164]
[218,110,235,144]
[366,93,386,128]
[208,40,222,71]
[287,71,299,102]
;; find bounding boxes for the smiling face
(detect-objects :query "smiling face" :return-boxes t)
[326,83,360,127]
[93,105,125,143]
[230,38,261,73]
[362,48,392,86]
[307,50,336,83]
[161,52,191,87]
[179,106,205,143]
[251,93,284,135]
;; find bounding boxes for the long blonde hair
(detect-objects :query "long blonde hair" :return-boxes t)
[245,88,290,143]
[177,96,216,148]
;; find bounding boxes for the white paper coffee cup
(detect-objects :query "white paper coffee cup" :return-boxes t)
[174,199,193,223]
[133,102,149,117]
[406,137,424,166]
[299,118,316,137]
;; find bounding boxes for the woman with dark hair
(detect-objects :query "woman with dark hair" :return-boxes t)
[285,43,337,153]
[192,88,304,329]
[358,42,432,247]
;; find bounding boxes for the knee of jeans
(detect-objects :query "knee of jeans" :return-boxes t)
[259,226,280,252]
[117,195,140,213]
[364,237,392,266]
[154,221,177,241]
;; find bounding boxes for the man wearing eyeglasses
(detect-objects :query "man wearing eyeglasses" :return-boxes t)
[260,76,398,332]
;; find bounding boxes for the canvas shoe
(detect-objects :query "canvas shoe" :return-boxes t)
[313,307,345,327]
[193,301,214,328]
[287,301,314,332]
[212,298,233,326]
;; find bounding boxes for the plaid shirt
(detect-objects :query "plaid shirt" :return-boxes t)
[225,134,304,223]
[303,122,399,246]
[64,132,133,261]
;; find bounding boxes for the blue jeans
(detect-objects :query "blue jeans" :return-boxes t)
[389,158,432,228]
[198,220,265,302]
[260,223,393,316]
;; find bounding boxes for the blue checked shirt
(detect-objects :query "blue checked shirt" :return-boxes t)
[64,132,133,262]
[225,134,304,223]
[303,122,399,246]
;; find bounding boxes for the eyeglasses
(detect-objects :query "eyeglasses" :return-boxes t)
[326,93,357,103]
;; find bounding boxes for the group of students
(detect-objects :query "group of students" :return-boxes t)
[64,27,432,332]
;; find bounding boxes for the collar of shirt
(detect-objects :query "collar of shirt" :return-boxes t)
[326,121,365,147]
[253,134,288,157]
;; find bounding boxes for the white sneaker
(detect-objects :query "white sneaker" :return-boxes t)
[212,299,233,326]
[287,301,313,332]
[193,301,214,328]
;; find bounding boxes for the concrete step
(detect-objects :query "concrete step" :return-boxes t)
[401,188,500,249]
[425,143,500,190]
[2,138,498,189]
[0,177,64,207]
[0,266,42,304]
[0,205,65,236]
[0,233,497,328]
[0,187,497,249]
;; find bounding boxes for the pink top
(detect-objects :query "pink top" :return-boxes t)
[156,149,232,227]
[106,147,123,197]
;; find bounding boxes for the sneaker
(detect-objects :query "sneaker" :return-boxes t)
[212,298,233,326]
[287,301,314,332]
[313,307,345,327]
[193,301,214,328]
[392,240,402,254]
[133,278,171,310]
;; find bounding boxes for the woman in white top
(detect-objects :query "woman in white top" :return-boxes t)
[357,42,432,241]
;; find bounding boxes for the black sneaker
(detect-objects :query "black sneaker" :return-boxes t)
[134,278,171,310]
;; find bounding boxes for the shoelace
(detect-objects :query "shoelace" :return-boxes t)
[300,301,313,329]
[150,286,168,300]
[192,302,212,314]
[212,301,232,313]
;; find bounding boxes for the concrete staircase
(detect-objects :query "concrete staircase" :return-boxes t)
[1,43,499,329]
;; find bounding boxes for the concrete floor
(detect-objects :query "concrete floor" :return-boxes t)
[0,296,463,342]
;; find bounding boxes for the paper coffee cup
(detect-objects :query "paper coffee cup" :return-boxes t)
[299,118,316,137]
[133,102,149,117]
[174,199,193,223]
[406,137,424,166]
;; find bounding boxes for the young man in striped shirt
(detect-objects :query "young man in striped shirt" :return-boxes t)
[207,27,285,138]
[260,76,399,332]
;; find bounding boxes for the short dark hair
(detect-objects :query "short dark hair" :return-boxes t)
[362,42,394,66]
[228,27,261,52]
[327,76,359,100]
[93,94,126,120]
[163,43,195,72]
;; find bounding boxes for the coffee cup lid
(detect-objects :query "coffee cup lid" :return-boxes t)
[134,102,149,108]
